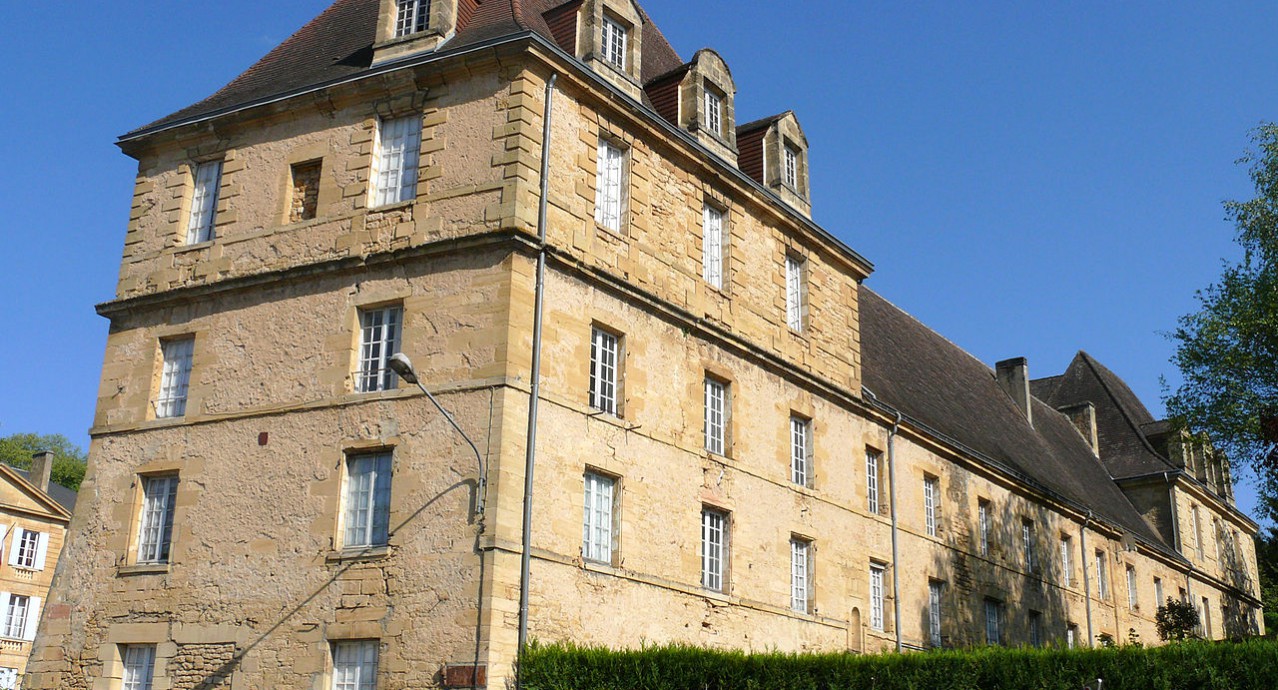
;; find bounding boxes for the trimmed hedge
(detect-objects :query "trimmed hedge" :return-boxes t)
[520,639,1278,690]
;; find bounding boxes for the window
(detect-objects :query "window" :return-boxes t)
[783,144,799,190]
[702,203,724,289]
[122,644,157,690]
[703,376,727,455]
[137,475,178,564]
[784,254,806,332]
[923,476,939,537]
[186,160,222,244]
[790,416,812,488]
[290,160,322,223]
[156,337,195,418]
[1022,519,1036,573]
[1029,610,1043,647]
[1154,577,1164,608]
[1060,535,1073,586]
[332,640,379,690]
[588,327,619,415]
[700,507,728,592]
[1213,517,1222,563]
[371,115,422,208]
[343,453,392,549]
[582,472,616,564]
[704,88,722,136]
[866,450,882,514]
[594,140,626,232]
[1095,550,1109,599]
[869,563,885,631]
[395,0,430,36]
[790,538,811,613]
[978,499,991,557]
[928,580,944,647]
[1192,504,1204,559]
[1125,565,1138,610]
[0,594,30,640]
[0,667,17,690]
[1201,597,1212,638]
[984,598,1003,645]
[600,16,627,69]
[356,306,402,393]
[7,528,45,571]
[1066,624,1078,649]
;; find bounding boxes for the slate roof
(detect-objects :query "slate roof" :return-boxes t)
[860,289,1165,547]
[1032,352,1175,480]
[129,0,684,136]
[10,468,78,513]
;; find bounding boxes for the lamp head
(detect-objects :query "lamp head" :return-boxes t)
[388,353,418,384]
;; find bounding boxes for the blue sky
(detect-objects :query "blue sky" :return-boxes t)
[1,2,1275,523]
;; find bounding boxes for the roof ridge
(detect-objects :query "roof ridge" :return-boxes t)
[1077,351,1175,469]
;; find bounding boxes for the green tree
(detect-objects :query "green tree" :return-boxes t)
[1156,598,1201,642]
[1166,123,1278,517]
[0,432,88,492]
[1258,527,1278,637]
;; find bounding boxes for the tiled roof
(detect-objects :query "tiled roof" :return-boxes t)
[860,289,1165,546]
[129,0,684,136]
[11,468,78,513]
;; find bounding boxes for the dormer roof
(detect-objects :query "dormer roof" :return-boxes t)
[126,0,684,137]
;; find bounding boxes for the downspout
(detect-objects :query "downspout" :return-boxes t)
[516,72,557,685]
[1081,510,1094,647]
[888,409,903,653]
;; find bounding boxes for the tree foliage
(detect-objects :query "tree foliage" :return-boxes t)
[1258,527,1278,638]
[1156,598,1202,642]
[1166,123,1278,518]
[0,432,88,492]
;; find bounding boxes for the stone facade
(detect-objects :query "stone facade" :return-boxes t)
[26,1,1262,688]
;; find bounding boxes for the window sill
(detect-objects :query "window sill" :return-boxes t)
[367,200,415,214]
[327,545,392,563]
[118,563,170,576]
[174,239,215,254]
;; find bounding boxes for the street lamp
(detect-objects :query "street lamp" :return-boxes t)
[388,353,487,515]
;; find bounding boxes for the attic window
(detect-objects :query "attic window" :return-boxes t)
[601,16,627,70]
[784,144,800,189]
[704,88,723,137]
[396,0,430,37]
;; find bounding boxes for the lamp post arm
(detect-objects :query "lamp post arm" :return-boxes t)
[411,379,487,515]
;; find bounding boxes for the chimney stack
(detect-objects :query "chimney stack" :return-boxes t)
[1059,402,1100,456]
[995,357,1032,426]
[30,451,53,494]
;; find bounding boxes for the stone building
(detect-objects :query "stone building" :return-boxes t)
[27,0,1261,687]
[0,453,76,688]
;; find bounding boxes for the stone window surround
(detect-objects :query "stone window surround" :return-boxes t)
[131,472,180,568]
[333,442,397,558]
[582,467,621,566]
[345,291,412,395]
[578,0,645,93]
[97,625,175,690]
[372,0,458,62]
[148,329,203,423]
[593,133,630,234]
[700,192,731,293]
[701,361,735,457]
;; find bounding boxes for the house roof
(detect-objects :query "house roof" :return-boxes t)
[860,289,1165,547]
[1032,351,1175,480]
[0,465,77,517]
[128,0,684,136]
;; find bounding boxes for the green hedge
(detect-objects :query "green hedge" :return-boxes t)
[520,639,1278,690]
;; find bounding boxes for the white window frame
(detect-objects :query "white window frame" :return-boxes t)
[356,305,403,393]
[700,507,727,592]
[984,598,1003,645]
[1022,520,1036,573]
[928,580,943,647]
[122,644,157,690]
[395,0,430,37]
[137,475,179,564]
[343,453,393,549]
[600,15,627,69]
[703,376,726,455]
[923,476,939,537]
[704,88,722,136]
[0,594,28,640]
[866,450,881,514]
[186,160,222,245]
[1060,535,1073,586]
[0,667,17,690]
[1066,624,1078,649]
[702,203,724,289]
[1201,596,1212,638]
[370,114,422,208]
[978,500,990,557]
[784,254,806,332]
[1192,504,1204,559]
[8,528,45,571]
[1126,565,1138,610]
[790,416,812,488]
[1154,577,1164,608]
[594,139,626,232]
[783,144,799,190]
[332,640,379,690]
[156,337,195,418]
[790,538,811,613]
[582,472,616,564]
[1095,550,1109,599]
[588,327,620,415]
[869,563,885,631]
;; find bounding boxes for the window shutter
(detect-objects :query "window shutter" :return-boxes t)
[33,533,48,571]
[22,597,39,642]
[5,533,20,567]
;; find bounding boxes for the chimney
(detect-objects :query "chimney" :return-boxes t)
[995,357,1032,426]
[1059,402,1100,456]
[29,451,53,493]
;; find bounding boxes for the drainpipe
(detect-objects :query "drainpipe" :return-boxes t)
[1081,510,1094,647]
[887,408,903,653]
[516,72,557,685]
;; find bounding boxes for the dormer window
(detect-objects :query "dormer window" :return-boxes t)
[601,16,627,70]
[396,0,430,37]
[784,144,799,190]
[705,89,723,138]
